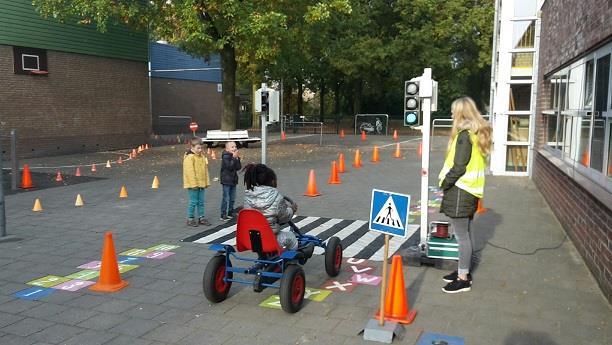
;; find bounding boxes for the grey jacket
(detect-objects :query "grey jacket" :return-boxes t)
[244,186,294,233]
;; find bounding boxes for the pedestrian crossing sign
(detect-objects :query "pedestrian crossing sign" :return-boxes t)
[369,189,410,237]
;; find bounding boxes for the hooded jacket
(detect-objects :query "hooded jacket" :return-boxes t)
[183,151,210,189]
[220,151,241,185]
[244,186,293,233]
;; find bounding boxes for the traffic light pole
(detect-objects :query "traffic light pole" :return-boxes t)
[261,84,268,165]
[418,68,433,249]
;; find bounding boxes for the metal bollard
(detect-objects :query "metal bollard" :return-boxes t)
[10,129,17,191]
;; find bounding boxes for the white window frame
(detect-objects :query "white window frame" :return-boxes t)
[21,54,40,71]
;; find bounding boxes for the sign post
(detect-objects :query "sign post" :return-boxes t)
[189,122,198,136]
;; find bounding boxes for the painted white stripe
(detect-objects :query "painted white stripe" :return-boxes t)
[313,220,367,255]
[343,231,380,257]
[221,216,319,245]
[429,246,459,252]
[194,225,237,244]
[369,224,419,261]
[303,218,344,237]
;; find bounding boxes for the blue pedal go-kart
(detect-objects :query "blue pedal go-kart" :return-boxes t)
[203,209,343,313]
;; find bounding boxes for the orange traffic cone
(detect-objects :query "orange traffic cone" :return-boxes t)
[340,129,345,139]
[75,167,82,177]
[55,171,63,182]
[211,150,217,160]
[338,153,346,173]
[303,170,321,197]
[138,146,143,153]
[151,176,160,189]
[91,164,97,173]
[581,151,590,166]
[375,255,417,324]
[207,148,211,155]
[371,146,380,163]
[418,141,423,157]
[20,164,34,189]
[361,131,366,141]
[117,156,123,164]
[32,198,43,212]
[89,232,129,292]
[105,160,111,168]
[75,194,84,207]
[393,143,402,158]
[476,199,487,214]
[132,149,137,157]
[393,129,398,141]
[119,186,128,198]
[353,150,362,168]
[328,161,341,184]
[281,131,286,141]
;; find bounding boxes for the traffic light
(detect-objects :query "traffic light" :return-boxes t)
[404,81,420,126]
[261,91,269,113]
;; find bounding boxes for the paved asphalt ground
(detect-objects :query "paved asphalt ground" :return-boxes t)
[0,133,610,345]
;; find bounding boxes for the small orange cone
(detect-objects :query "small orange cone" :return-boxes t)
[151,176,160,189]
[138,146,143,153]
[394,143,402,158]
[375,255,417,324]
[20,164,34,189]
[353,150,362,168]
[207,148,211,155]
[91,164,97,173]
[418,141,422,157]
[89,232,129,292]
[361,131,366,141]
[32,198,43,212]
[132,149,137,157]
[581,151,590,166]
[393,129,398,141]
[105,160,111,168]
[328,161,341,184]
[476,199,487,214]
[119,186,128,198]
[117,156,123,164]
[75,167,82,176]
[75,194,84,207]
[338,153,346,173]
[281,131,286,141]
[211,150,217,160]
[303,170,321,197]
[55,171,63,182]
[339,129,345,139]
[371,146,380,163]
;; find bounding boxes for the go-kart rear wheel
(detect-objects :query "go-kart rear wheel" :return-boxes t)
[279,265,305,313]
[203,255,232,303]
[325,237,343,277]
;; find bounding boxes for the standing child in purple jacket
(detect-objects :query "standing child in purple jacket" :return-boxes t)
[220,141,241,221]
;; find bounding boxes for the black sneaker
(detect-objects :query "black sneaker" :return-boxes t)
[442,278,471,294]
[186,218,198,227]
[442,271,473,283]
[198,218,211,226]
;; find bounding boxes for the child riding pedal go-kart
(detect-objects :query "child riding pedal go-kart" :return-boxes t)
[203,209,343,313]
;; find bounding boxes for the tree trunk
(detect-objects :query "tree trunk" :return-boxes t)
[334,81,341,133]
[319,79,325,123]
[220,45,237,130]
[297,80,303,117]
[353,80,362,115]
[283,83,292,116]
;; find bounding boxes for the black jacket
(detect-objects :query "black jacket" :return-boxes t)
[220,151,241,185]
[440,131,478,218]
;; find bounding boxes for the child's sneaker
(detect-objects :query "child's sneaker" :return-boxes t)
[186,218,198,227]
[442,278,471,294]
[220,216,229,222]
[198,218,211,226]
[442,271,473,283]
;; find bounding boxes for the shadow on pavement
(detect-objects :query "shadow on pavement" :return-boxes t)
[470,208,502,274]
[2,170,106,195]
[503,330,559,345]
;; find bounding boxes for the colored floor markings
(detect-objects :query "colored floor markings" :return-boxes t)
[344,258,371,267]
[66,270,100,280]
[14,287,55,300]
[259,295,282,309]
[349,273,382,286]
[27,275,72,288]
[321,279,355,293]
[118,256,145,264]
[146,244,180,252]
[119,248,153,257]
[345,264,376,275]
[77,261,102,270]
[52,279,95,291]
[118,264,139,273]
[305,287,332,301]
[416,332,464,345]
[143,251,175,259]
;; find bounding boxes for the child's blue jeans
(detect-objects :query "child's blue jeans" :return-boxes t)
[187,188,205,219]
[220,184,236,217]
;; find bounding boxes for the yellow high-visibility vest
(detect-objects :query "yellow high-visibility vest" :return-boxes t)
[438,130,485,198]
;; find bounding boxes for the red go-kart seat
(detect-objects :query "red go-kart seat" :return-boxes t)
[236,209,283,257]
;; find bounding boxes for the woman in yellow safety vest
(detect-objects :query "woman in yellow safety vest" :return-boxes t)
[438,97,492,294]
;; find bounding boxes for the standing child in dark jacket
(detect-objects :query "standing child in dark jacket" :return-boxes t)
[438,97,492,294]
[220,141,241,221]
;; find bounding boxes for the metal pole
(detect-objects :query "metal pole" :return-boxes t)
[0,136,6,238]
[280,79,284,134]
[320,122,323,145]
[10,129,17,191]
[261,112,267,164]
[378,234,390,326]
[420,97,432,247]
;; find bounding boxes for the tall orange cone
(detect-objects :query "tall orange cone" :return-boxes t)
[91,164,97,173]
[75,194,84,207]
[393,129,398,141]
[105,160,111,168]
[328,161,341,184]
[89,232,129,292]
[476,199,487,214]
[394,143,402,158]
[55,171,63,182]
[138,145,143,153]
[119,186,128,198]
[32,198,43,212]
[375,255,417,324]
[371,146,380,163]
[303,170,321,197]
[340,129,345,139]
[353,150,362,168]
[151,176,160,189]
[338,153,346,173]
[281,131,286,141]
[75,167,82,177]
[20,164,34,189]
[361,130,366,141]
[418,141,423,157]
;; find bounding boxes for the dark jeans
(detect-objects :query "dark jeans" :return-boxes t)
[221,184,236,217]
[187,188,205,219]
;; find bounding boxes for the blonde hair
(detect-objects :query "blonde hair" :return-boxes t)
[449,97,492,155]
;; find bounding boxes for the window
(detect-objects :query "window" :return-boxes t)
[590,118,605,172]
[506,146,528,172]
[514,0,537,17]
[584,60,594,109]
[511,52,534,80]
[508,115,529,141]
[509,84,531,111]
[595,54,610,114]
[545,112,558,146]
[513,21,536,49]
[13,46,47,75]
[576,116,591,167]
[608,122,612,178]
[568,64,584,110]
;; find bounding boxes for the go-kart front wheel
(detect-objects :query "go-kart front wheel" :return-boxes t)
[279,265,305,313]
[203,255,232,303]
[325,237,343,277]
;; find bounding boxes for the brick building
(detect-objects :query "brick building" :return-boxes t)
[0,0,150,157]
[532,0,612,302]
